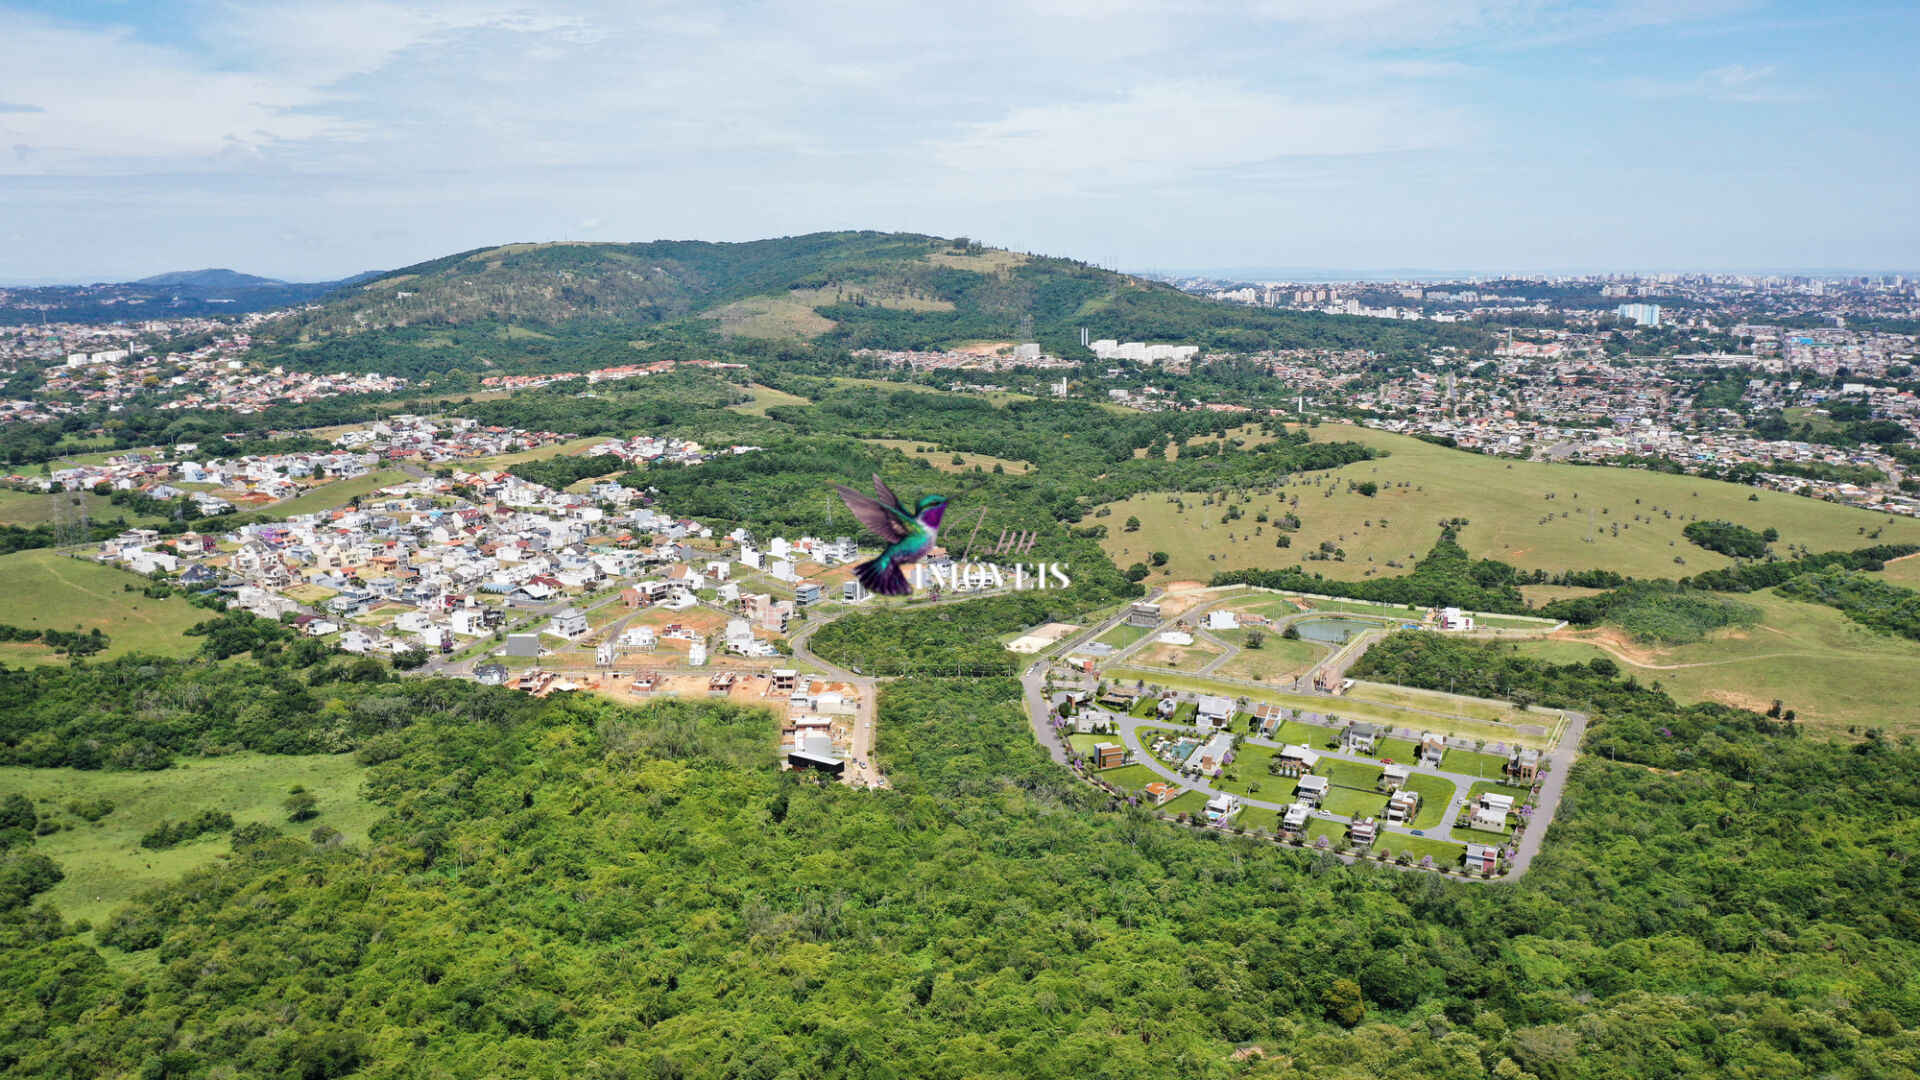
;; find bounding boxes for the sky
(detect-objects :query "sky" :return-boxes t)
[0,0,1915,282]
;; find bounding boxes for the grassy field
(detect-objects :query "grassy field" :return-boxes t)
[1346,681,1544,726]
[1400,773,1456,828]
[1468,780,1532,806]
[1320,759,1385,789]
[0,489,167,528]
[466,435,611,471]
[268,470,409,517]
[1212,631,1324,681]
[1875,553,1920,587]
[1093,764,1160,792]
[703,294,838,340]
[1127,639,1223,670]
[0,752,377,927]
[925,249,1029,275]
[1509,587,1920,732]
[825,377,1036,407]
[864,438,1032,475]
[1321,787,1391,818]
[0,550,204,663]
[1380,833,1467,866]
[1442,748,1516,779]
[728,383,812,416]
[1097,424,1920,584]
[1095,623,1155,650]
[1163,790,1211,817]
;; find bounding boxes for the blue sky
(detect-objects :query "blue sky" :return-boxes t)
[0,0,1914,282]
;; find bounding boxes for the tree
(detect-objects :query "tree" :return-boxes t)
[1149,551,1169,567]
[1282,623,1300,640]
[392,647,431,671]
[1244,627,1267,649]
[1322,978,1366,1027]
[1124,516,1141,532]
[1125,563,1149,583]
[284,791,319,823]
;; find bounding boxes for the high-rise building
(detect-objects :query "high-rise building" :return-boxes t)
[1616,303,1661,327]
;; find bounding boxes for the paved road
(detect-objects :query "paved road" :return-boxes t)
[1018,589,1164,765]
[786,620,883,789]
[1019,592,1588,880]
[1100,706,1492,844]
[1505,708,1586,877]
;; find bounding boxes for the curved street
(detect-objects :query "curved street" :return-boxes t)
[1017,589,1586,881]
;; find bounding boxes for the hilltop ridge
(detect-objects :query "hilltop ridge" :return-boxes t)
[258,231,1485,374]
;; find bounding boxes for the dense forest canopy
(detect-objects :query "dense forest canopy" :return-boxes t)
[3,654,1918,1078]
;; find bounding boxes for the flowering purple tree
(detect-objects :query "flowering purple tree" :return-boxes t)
[1315,835,1330,850]
[1419,855,1434,870]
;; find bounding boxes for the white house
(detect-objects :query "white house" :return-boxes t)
[548,608,589,638]
[1203,609,1240,632]
[1195,695,1236,730]
[1472,792,1515,831]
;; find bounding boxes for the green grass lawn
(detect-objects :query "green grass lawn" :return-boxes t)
[864,438,1032,476]
[1238,806,1283,835]
[1213,744,1277,797]
[1162,790,1212,817]
[1401,773,1458,828]
[1510,587,1920,735]
[1346,681,1543,725]
[1443,748,1515,779]
[1320,787,1390,818]
[1212,633,1324,681]
[1098,424,1920,584]
[1382,833,1468,866]
[1094,764,1160,793]
[1300,818,1350,847]
[0,549,206,663]
[726,382,812,417]
[1452,825,1512,846]
[1096,623,1154,650]
[1272,719,1337,747]
[1067,733,1121,759]
[0,488,168,528]
[1874,554,1920,587]
[1468,780,1533,806]
[1376,736,1421,762]
[1,752,377,927]
[270,470,408,517]
[1319,759,1384,789]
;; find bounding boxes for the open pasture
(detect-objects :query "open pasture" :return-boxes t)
[1097,424,1920,585]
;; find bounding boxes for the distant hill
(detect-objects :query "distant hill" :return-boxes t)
[0,270,378,323]
[260,231,1488,374]
[135,268,285,288]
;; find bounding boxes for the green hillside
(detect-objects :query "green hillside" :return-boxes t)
[259,232,1487,377]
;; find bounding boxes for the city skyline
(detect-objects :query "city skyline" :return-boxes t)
[1,0,1916,282]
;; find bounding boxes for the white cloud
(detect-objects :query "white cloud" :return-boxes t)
[926,81,1472,194]
[1621,62,1808,103]
[0,14,352,173]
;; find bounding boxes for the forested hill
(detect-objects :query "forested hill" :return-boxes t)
[258,232,1487,374]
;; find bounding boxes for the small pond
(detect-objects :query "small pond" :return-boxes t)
[1292,616,1383,644]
